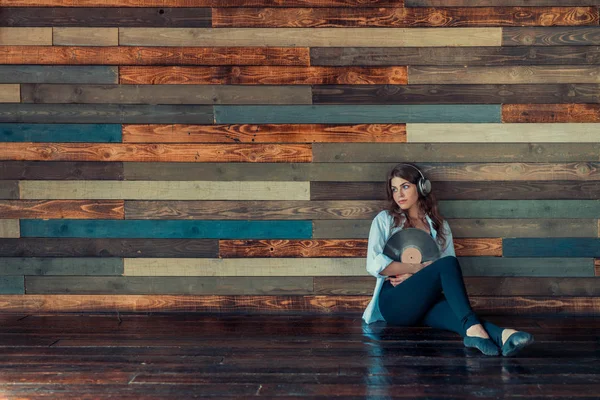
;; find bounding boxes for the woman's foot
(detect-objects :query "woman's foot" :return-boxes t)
[501,328,534,357]
[464,324,499,356]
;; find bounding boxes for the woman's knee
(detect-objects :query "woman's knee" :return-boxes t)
[430,255,459,270]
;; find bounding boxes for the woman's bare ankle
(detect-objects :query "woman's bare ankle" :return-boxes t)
[501,328,518,345]
[466,324,490,339]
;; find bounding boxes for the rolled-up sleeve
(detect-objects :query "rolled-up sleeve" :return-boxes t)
[366,212,394,278]
[440,220,456,258]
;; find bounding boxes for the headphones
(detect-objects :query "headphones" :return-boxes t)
[397,163,431,197]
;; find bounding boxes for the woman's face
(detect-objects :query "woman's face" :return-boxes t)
[390,176,419,213]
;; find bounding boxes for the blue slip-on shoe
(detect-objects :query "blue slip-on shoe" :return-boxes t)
[501,331,534,357]
[464,336,500,356]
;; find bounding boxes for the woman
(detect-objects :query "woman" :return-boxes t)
[363,163,534,356]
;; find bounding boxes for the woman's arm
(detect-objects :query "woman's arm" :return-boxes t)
[380,260,424,276]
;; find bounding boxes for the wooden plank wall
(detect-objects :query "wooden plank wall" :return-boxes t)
[0,0,599,315]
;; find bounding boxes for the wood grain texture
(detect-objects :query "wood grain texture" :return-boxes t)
[0,124,121,143]
[313,143,600,163]
[0,220,20,238]
[0,46,309,66]
[0,238,218,258]
[25,276,314,295]
[218,238,501,257]
[458,257,594,277]
[0,143,310,162]
[53,28,118,46]
[312,84,600,104]
[312,219,600,239]
[21,84,313,105]
[21,181,309,201]
[0,104,214,123]
[0,295,596,314]
[119,27,502,47]
[504,238,600,258]
[0,66,118,84]
[0,181,19,200]
[503,104,600,122]
[503,27,600,46]
[123,124,406,143]
[0,277,24,295]
[407,123,600,142]
[0,0,404,6]
[310,46,600,66]
[2,257,123,276]
[20,220,313,239]
[0,161,124,180]
[119,66,407,85]
[1,7,211,27]
[0,28,52,45]
[0,200,124,219]
[409,66,600,84]
[0,85,20,102]
[407,1,600,6]
[439,200,600,219]
[213,7,599,28]
[214,105,501,123]
[595,259,600,276]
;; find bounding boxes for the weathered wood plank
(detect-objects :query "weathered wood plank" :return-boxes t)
[407,123,600,142]
[53,28,118,46]
[504,238,600,257]
[2,257,123,275]
[122,124,407,143]
[0,181,19,199]
[0,0,404,7]
[218,238,502,257]
[503,27,600,46]
[0,143,309,162]
[0,220,20,238]
[1,7,211,27]
[0,85,20,102]
[458,257,595,277]
[21,84,312,105]
[214,105,501,123]
[0,277,24,295]
[0,238,218,258]
[119,27,502,47]
[439,200,600,219]
[310,46,600,66]
[0,46,309,66]
[409,66,600,84]
[313,143,600,163]
[0,105,214,123]
[312,219,600,239]
[503,104,600,122]
[0,28,52,45]
[20,220,313,239]
[0,200,124,219]
[25,276,314,295]
[214,7,599,28]
[407,1,600,6]
[20,181,310,200]
[0,66,118,84]
[0,124,121,142]
[595,259,600,276]
[0,161,124,180]
[312,84,600,104]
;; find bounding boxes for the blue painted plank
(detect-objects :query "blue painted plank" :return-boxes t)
[20,220,312,239]
[215,105,501,123]
[0,276,24,294]
[503,238,600,258]
[439,200,600,218]
[0,124,121,142]
[0,66,118,84]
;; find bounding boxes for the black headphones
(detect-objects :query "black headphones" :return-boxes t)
[397,163,431,197]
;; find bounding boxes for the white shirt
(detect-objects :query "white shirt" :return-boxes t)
[362,210,456,324]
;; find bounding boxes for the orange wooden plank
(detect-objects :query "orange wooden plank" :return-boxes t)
[503,104,600,123]
[122,124,407,143]
[213,7,599,28]
[119,66,407,85]
[219,238,502,257]
[1,0,402,6]
[0,200,124,219]
[0,47,309,66]
[595,259,600,276]
[0,143,312,163]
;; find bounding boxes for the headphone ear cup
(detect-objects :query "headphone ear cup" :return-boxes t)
[421,179,432,196]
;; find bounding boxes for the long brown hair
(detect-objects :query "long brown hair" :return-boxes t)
[385,163,447,248]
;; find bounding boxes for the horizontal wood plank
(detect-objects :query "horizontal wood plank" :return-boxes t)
[407,1,600,6]
[0,85,20,102]
[0,46,309,66]
[52,28,119,46]
[119,27,502,47]
[0,220,20,238]
[20,220,313,239]
[119,66,407,85]
[503,27,600,46]
[2,257,123,276]
[595,259,600,276]
[122,124,407,143]
[0,161,124,180]
[439,200,600,219]
[503,104,600,122]
[458,257,595,277]
[0,124,121,142]
[0,238,218,258]
[0,28,52,45]
[20,181,310,200]
[0,181,19,200]
[0,200,124,219]
[0,66,118,84]
[0,277,24,295]
[0,0,404,7]
[504,238,600,257]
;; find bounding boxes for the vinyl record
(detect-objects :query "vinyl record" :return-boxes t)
[383,228,440,264]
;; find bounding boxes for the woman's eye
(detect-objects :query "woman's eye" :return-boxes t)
[403,185,410,190]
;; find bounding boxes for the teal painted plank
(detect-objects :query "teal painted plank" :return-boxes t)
[439,200,600,218]
[0,124,121,142]
[0,276,24,294]
[457,257,594,277]
[215,105,500,123]
[20,220,312,239]
[0,66,118,84]
[504,239,600,258]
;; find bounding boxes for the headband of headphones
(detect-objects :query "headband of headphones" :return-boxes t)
[396,163,432,197]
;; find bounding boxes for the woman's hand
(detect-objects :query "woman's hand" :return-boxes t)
[388,273,413,287]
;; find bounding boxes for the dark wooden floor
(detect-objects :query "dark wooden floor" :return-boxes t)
[0,313,598,399]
